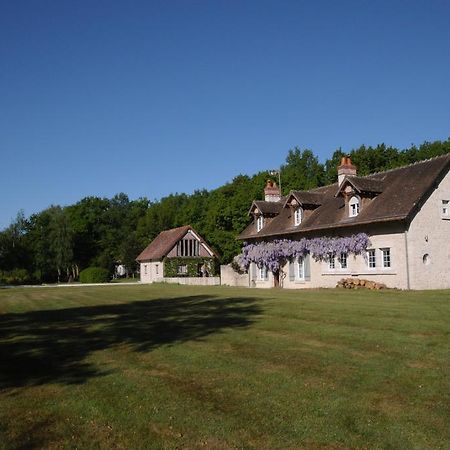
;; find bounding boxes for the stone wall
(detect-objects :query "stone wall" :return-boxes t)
[162,277,220,286]
[220,265,249,287]
[407,169,450,289]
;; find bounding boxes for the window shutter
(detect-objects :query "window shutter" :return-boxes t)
[251,263,257,281]
[289,261,295,281]
[304,255,311,281]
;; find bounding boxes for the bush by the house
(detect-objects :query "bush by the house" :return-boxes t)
[79,267,110,284]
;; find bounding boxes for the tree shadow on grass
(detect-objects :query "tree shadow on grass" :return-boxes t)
[0,295,262,388]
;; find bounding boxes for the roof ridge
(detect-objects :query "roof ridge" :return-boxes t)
[291,189,323,195]
[160,225,190,233]
[366,152,450,177]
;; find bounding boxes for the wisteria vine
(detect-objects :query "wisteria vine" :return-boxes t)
[235,233,370,273]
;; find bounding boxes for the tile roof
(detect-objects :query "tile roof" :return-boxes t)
[136,225,217,261]
[285,191,324,206]
[250,200,284,215]
[339,176,384,194]
[238,153,450,240]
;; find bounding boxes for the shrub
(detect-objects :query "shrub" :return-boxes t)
[0,268,31,285]
[79,267,110,284]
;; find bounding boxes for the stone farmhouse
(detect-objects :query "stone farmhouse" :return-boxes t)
[136,225,220,285]
[237,153,450,290]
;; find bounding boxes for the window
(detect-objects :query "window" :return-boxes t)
[381,248,391,268]
[349,196,360,217]
[294,208,303,226]
[442,199,449,218]
[256,215,264,232]
[297,256,305,280]
[367,249,376,268]
[144,264,148,275]
[258,266,268,280]
[155,264,159,275]
[177,264,188,275]
[328,254,335,269]
[423,254,431,266]
[338,252,348,269]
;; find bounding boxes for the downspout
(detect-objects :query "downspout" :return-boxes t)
[404,229,411,290]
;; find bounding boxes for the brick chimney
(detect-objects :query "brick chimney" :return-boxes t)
[264,180,281,202]
[338,156,357,185]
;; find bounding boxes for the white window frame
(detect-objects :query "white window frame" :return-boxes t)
[441,199,449,219]
[294,207,303,226]
[349,196,360,217]
[258,265,268,281]
[338,252,348,269]
[177,264,188,275]
[328,254,335,270]
[297,256,305,280]
[256,215,264,232]
[381,248,391,268]
[367,249,376,269]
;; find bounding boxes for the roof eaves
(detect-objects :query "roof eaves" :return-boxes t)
[237,214,408,240]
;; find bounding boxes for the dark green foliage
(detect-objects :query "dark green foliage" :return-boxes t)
[0,268,31,285]
[163,257,217,277]
[1,138,449,282]
[323,148,346,185]
[281,147,324,193]
[79,267,110,284]
[0,211,30,272]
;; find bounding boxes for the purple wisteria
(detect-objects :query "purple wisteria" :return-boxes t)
[236,233,370,272]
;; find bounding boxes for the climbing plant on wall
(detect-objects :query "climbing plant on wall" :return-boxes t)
[163,257,217,277]
[237,233,370,272]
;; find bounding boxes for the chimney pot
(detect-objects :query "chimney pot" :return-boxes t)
[264,180,281,202]
[338,156,357,185]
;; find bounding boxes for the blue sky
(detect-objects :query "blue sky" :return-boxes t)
[1,0,449,229]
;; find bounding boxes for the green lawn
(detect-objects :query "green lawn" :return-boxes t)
[0,285,449,449]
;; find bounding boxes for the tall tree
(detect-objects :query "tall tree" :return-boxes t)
[280,148,324,193]
[49,207,74,282]
[0,211,30,272]
[323,148,346,185]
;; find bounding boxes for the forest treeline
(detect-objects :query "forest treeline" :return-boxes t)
[1,139,449,283]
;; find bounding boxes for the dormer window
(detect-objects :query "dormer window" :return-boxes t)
[349,196,360,217]
[256,215,264,232]
[294,207,303,226]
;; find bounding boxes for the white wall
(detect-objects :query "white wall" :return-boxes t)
[140,261,220,285]
[246,227,411,290]
[163,277,220,286]
[316,231,408,289]
[220,265,249,287]
[407,170,450,289]
[140,261,164,283]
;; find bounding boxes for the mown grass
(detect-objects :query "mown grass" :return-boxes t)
[0,285,449,449]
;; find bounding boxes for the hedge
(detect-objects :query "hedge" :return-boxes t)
[79,267,110,284]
